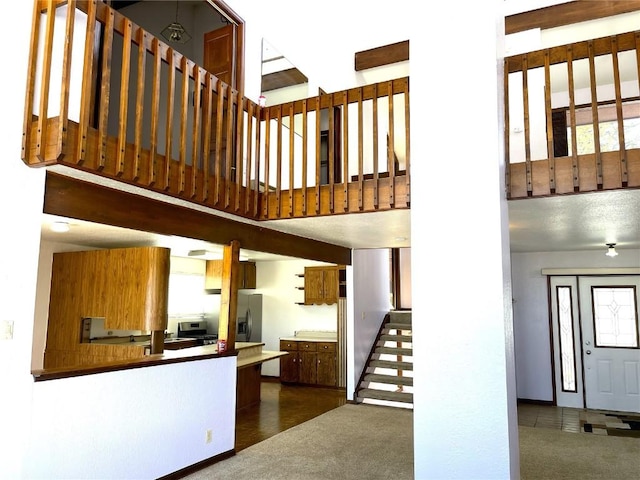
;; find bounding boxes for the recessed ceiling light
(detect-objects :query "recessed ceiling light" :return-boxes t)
[50,221,70,233]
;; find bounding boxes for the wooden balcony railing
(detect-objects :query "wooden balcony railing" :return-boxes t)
[22,0,410,221]
[505,30,640,198]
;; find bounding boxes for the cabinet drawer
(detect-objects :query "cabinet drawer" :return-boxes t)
[298,342,317,352]
[317,342,336,352]
[280,340,298,351]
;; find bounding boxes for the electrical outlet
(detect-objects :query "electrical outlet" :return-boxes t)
[205,429,212,444]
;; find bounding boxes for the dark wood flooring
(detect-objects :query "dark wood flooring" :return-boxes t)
[235,378,347,452]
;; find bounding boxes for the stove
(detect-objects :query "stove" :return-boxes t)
[177,321,218,345]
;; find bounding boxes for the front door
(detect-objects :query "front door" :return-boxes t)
[578,276,640,412]
[550,275,640,412]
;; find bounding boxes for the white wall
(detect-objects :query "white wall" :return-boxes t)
[0,2,47,477]
[348,249,393,399]
[511,248,640,401]
[258,258,339,377]
[26,357,236,479]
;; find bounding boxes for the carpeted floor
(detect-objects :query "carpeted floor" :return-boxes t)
[183,404,640,480]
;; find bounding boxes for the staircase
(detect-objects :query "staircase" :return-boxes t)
[356,310,413,409]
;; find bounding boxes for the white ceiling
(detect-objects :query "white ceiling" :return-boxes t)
[42,187,640,261]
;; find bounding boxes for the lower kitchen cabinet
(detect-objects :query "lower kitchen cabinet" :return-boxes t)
[279,340,337,387]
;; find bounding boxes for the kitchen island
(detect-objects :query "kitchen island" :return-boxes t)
[234,342,288,410]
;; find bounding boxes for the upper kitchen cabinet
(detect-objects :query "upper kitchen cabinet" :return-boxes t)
[303,266,346,305]
[205,260,257,291]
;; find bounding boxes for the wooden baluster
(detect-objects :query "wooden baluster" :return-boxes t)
[191,66,202,199]
[387,80,396,207]
[133,29,147,182]
[636,33,640,97]
[116,19,132,177]
[315,96,321,214]
[544,50,555,193]
[244,102,254,215]
[328,94,335,213]
[372,83,379,208]
[403,79,410,206]
[357,87,364,210]
[97,8,114,170]
[588,40,602,187]
[22,0,42,163]
[57,0,76,161]
[163,48,175,191]
[36,0,56,162]
[201,73,213,203]
[611,36,627,186]
[214,80,225,205]
[567,45,579,191]
[522,54,532,196]
[301,99,308,216]
[504,64,511,197]
[235,94,245,212]
[224,88,234,208]
[178,56,189,195]
[263,107,271,218]
[288,103,295,217]
[275,105,283,218]
[342,91,349,212]
[254,104,262,218]
[76,0,96,166]
[148,37,161,187]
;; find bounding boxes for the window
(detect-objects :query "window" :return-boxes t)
[591,286,639,348]
[557,286,577,392]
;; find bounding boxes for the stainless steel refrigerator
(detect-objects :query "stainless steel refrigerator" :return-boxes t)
[236,293,262,342]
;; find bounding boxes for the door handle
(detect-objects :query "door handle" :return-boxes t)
[586,350,591,355]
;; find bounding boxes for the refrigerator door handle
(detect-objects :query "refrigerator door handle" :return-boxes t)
[246,308,252,342]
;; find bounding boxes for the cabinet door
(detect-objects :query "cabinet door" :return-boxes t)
[299,351,318,384]
[322,268,339,304]
[317,351,337,386]
[304,267,326,304]
[280,351,299,383]
[205,260,223,290]
[239,261,257,289]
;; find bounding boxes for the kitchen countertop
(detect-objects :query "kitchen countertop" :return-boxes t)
[280,336,337,342]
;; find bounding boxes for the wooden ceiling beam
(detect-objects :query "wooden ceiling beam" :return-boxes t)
[43,172,352,265]
[505,0,640,35]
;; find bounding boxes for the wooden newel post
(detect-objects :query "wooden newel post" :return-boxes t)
[218,239,240,351]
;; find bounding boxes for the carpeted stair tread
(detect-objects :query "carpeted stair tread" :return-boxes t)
[376,346,412,356]
[364,373,413,386]
[389,311,412,324]
[358,388,414,403]
[370,359,413,370]
[385,322,412,331]
[380,334,412,343]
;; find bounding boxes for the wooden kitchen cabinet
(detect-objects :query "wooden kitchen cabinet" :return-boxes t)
[279,340,337,387]
[205,260,256,290]
[303,266,345,305]
[279,340,299,383]
[316,342,337,386]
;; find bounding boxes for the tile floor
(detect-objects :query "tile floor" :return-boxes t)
[517,402,640,437]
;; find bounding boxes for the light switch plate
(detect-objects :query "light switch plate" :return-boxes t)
[1,320,14,340]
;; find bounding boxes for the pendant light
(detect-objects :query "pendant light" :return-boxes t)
[605,243,618,257]
[161,1,192,44]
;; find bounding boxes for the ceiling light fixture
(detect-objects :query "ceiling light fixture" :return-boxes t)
[605,243,618,258]
[50,221,70,233]
[161,1,191,44]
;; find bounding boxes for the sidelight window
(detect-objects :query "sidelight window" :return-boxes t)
[556,286,577,392]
